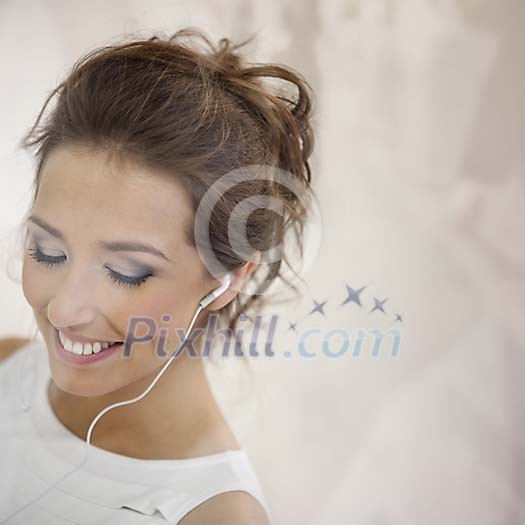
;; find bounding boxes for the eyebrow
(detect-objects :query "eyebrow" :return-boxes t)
[27,215,170,261]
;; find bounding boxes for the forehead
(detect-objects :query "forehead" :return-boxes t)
[33,144,193,245]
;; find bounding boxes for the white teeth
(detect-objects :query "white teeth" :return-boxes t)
[72,342,83,355]
[59,330,116,356]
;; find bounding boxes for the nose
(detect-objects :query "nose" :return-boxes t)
[46,265,98,330]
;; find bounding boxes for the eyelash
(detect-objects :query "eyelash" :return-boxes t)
[27,247,152,289]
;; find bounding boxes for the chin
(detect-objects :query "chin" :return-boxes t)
[45,354,114,399]
[47,364,100,397]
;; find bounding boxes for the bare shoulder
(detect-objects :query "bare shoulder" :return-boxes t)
[0,337,32,364]
[179,490,271,525]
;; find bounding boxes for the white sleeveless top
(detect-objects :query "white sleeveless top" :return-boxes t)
[0,339,271,524]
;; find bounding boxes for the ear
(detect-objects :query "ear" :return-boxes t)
[205,251,261,311]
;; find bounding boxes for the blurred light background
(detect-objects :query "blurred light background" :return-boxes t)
[0,0,524,523]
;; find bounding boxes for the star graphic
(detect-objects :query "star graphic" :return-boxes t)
[369,297,388,314]
[287,321,298,333]
[340,284,366,308]
[394,313,404,323]
[308,299,328,317]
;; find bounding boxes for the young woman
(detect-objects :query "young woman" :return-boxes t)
[0,28,315,524]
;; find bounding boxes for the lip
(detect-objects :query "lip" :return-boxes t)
[53,327,124,366]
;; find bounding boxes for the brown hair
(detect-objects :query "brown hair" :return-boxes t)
[19,27,316,351]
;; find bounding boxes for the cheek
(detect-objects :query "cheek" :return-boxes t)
[21,255,49,310]
[126,296,185,337]
[121,288,200,351]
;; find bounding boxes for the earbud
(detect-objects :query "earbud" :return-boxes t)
[199,273,231,309]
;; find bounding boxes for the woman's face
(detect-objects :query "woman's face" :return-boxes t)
[22,143,214,397]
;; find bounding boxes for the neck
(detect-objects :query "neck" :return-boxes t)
[47,346,238,460]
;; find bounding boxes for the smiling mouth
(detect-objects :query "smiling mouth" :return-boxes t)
[57,329,124,356]
[53,333,126,367]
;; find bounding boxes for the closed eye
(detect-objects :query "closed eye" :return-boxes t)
[27,246,152,289]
